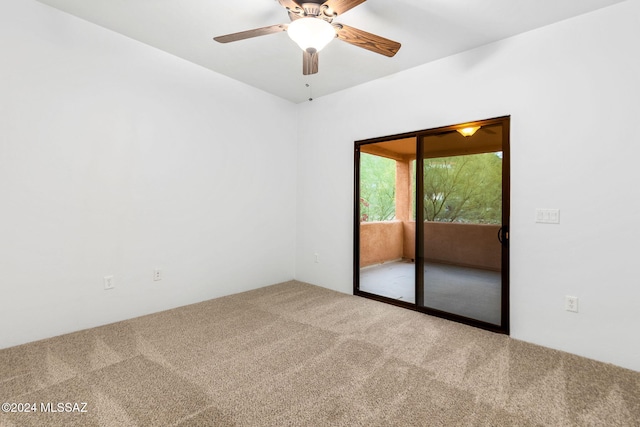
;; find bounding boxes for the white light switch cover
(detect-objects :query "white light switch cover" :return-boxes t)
[536,208,560,224]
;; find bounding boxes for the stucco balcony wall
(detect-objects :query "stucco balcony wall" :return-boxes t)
[362,221,501,271]
[360,221,404,267]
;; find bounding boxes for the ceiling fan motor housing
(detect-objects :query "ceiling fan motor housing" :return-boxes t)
[297,2,336,21]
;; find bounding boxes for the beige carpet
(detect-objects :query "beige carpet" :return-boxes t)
[1,281,638,426]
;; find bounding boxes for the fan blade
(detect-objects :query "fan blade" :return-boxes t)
[303,49,319,75]
[288,11,303,21]
[335,24,400,57]
[322,0,366,16]
[214,24,287,43]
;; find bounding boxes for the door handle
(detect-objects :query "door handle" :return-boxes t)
[498,227,509,244]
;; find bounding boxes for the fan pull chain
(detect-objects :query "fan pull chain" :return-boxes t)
[306,83,313,101]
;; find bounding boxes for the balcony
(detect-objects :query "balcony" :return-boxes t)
[359,220,501,324]
[357,122,506,327]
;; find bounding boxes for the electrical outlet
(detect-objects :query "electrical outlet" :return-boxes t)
[153,269,162,281]
[565,295,578,313]
[104,275,114,290]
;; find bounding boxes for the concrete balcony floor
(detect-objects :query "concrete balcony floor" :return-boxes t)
[359,260,501,325]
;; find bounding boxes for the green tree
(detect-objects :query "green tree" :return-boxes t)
[360,153,396,221]
[423,152,502,224]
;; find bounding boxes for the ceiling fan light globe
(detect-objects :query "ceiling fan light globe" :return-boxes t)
[288,18,335,52]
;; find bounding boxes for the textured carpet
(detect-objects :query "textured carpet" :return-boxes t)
[1,281,638,426]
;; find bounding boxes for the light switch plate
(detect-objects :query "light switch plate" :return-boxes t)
[536,208,560,224]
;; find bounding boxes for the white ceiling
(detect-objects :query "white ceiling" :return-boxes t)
[36,0,626,103]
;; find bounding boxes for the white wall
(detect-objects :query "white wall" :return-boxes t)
[296,1,640,371]
[0,0,297,348]
[2,0,638,373]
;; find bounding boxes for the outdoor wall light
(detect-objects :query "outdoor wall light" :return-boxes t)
[457,126,481,137]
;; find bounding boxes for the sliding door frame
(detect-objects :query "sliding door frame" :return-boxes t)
[354,115,510,334]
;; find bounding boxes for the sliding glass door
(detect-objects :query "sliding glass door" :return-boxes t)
[354,117,510,333]
[357,137,417,302]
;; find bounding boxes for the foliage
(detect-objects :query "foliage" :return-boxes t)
[359,153,396,221]
[422,153,502,224]
[359,151,503,224]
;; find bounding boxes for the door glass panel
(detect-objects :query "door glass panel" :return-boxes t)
[420,125,503,325]
[358,138,416,303]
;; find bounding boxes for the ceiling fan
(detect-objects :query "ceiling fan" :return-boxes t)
[213,0,401,75]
